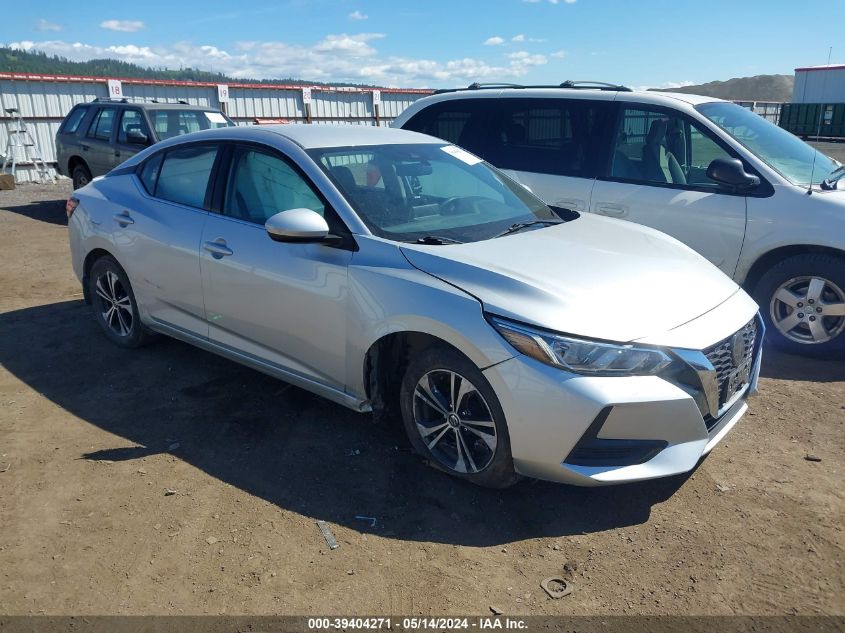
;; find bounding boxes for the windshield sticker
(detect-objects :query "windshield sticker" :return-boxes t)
[441,145,482,165]
[205,112,228,124]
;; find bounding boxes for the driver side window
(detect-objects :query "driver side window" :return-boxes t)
[223,147,326,225]
[610,107,735,190]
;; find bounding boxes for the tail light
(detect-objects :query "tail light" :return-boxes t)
[66,197,79,218]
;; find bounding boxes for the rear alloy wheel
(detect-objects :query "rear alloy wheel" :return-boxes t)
[72,164,92,190]
[88,256,151,348]
[755,254,845,358]
[400,347,519,488]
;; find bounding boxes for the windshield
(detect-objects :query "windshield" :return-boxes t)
[697,102,837,186]
[309,143,559,243]
[151,109,234,141]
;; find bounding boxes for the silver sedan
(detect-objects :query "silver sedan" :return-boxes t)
[67,124,763,487]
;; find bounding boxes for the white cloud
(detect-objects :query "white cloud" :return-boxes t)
[100,20,145,32]
[511,34,525,42]
[36,19,62,32]
[348,10,368,20]
[551,50,567,59]
[483,36,505,46]
[8,36,549,87]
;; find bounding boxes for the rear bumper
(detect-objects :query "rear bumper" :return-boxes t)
[483,320,763,487]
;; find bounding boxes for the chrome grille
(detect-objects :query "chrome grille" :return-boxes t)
[704,318,759,411]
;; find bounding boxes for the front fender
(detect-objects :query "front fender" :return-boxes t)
[345,237,515,400]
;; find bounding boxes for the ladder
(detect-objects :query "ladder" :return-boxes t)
[1,108,54,184]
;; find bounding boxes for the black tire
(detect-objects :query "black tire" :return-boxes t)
[87,256,153,348]
[399,345,520,488]
[753,253,845,358]
[72,163,92,190]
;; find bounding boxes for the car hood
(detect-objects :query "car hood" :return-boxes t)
[399,214,741,343]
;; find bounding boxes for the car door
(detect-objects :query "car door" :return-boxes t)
[83,106,118,176]
[116,143,220,336]
[113,108,151,168]
[200,143,354,389]
[590,104,748,277]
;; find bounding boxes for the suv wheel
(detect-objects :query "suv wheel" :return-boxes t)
[72,163,92,190]
[88,256,153,348]
[754,254,845,358]
[399,346,520,488]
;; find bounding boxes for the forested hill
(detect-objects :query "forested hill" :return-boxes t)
[0,46,372,87]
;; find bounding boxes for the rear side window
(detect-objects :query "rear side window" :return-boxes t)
[87,107,117,141]
[151,109,233,140]
[404,98,611,178]
[61,106,89,134]
[403,101,489,156]
[138,153,164,194]
[487,99,611,177]
[154,145,218,208]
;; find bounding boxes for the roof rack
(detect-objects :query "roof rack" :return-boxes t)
[93,97,129,103]
[434,80,632,95]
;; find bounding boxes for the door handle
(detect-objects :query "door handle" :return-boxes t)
[81,144,89,151]
[203,240,233,258]
[112,211,134,226]
[554,198,586,212]
[114,150,121,157]
[595,203,628,217]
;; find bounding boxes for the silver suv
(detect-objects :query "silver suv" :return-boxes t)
[55,98,234,189]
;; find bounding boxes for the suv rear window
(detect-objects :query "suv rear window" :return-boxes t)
[150,109,233,140]
[61,106,89,134]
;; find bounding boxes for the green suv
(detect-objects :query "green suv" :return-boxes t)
[56,98,235,189]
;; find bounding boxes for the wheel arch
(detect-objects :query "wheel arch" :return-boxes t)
[68,155,89,175]
[81,248,121,304]
[363,330,488,424]
[742,244,845,294]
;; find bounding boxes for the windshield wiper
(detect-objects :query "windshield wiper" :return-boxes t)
[493,219,563,239]
[821,165,845,190]
[413,235,464,245]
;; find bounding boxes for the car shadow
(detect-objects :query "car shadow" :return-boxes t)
[0,300,692,547]
[760,347,845,382]
[1,197,68,226]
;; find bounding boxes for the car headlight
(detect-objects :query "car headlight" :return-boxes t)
[488,316,672,376]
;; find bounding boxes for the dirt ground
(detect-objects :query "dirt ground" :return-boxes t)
[0,182,843,617]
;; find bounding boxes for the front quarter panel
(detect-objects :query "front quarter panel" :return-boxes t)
[345,236,515,400]
[736,185,845,283]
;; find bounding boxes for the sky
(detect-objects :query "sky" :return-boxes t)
[1,0,839,89]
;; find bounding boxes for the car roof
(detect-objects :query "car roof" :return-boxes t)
[84,100,221,111]
[408,87,724,107]
[259,123,442,149]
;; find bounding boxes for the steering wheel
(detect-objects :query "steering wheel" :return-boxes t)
[439,196,487,215]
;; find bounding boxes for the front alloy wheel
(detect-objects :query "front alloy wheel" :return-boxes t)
[400,346,519,488]
[413,369,498,474]
[770,276,845,345]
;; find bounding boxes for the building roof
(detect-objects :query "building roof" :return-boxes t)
[795,64,845,72]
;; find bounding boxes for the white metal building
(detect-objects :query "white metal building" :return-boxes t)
[792,64,845,103]
[0,72,432,183]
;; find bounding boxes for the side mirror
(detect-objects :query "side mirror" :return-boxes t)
[265,208,333,243]
[126,130,149,145]
[706,158,760,190]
